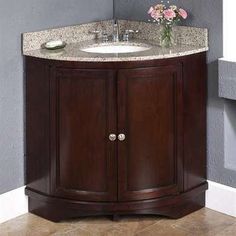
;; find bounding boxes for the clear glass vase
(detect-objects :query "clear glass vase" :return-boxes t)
[160,24,175,48]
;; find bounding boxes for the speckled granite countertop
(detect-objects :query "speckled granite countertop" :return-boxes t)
[23,20,208,62]
[24,40,208,62]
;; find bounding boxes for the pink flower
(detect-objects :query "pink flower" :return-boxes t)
[163,9,176,20]
[179,8,188,19]
[148,6,154,14]
[151,10,162,20]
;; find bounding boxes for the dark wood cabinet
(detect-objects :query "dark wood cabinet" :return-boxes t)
[53,69,117,202]
[25,53,208,222]
[117,66,183,201]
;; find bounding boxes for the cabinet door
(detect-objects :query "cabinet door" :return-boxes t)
[51,68,117,202]
[118,65,183,201]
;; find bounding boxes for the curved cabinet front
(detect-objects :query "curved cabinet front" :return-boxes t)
[117,65,183,201]
[25,53,208,222]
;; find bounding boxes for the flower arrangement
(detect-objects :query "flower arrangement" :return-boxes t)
[148,4,188,47]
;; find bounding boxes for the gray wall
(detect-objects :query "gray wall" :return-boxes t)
[218,60,236,186]
[0,0,113,194]
[116,0,234,187]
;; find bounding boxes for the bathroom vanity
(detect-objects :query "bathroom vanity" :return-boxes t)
[24,20,208,222]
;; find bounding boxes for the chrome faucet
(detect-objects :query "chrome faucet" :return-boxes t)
[112,19,119,42]
[89,19,140,43]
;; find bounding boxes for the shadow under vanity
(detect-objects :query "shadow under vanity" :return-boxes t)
[23,20,208,222]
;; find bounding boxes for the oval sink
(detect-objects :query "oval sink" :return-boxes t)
[80,43,151,54]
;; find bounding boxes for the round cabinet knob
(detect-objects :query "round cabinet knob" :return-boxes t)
[118,134,126,141]
[109,134,117,141]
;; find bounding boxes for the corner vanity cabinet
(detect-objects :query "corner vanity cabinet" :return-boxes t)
[25,53,207,222]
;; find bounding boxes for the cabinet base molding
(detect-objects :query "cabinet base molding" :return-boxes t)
[25,182,208,222]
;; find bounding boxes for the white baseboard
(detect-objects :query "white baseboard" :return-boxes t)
[0,181,235,223]
[206,180,236,217]
[0,186,28,224]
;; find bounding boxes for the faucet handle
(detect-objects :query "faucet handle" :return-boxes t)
[125,29,140,34]
[102,31,109,42]
[89,30,101,39]
[123,29,140,42]
[89,30,101,34]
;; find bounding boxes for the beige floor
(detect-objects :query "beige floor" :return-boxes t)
[0,208,236,236]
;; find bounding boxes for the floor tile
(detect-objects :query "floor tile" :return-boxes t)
[67,215,160,236]
[0,213,78,236]
[169,208,236,236]
[52,228,92,236]
[0,208,235,236]
[135,222,189,236]
[215,222,236,236]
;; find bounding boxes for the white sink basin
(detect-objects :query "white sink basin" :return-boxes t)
[80,43,151,54]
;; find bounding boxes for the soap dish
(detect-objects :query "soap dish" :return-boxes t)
[42,40,66,50]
